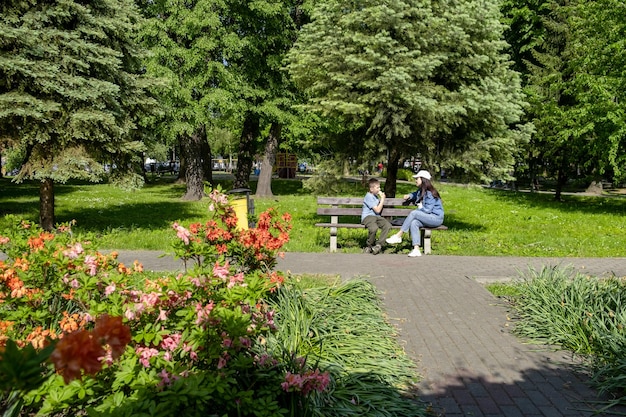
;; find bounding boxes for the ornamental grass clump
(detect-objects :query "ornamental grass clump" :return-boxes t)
[266,280,428,417]
[0,189,332,417]
[510,266,626,409]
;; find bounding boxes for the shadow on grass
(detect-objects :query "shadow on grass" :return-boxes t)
[57,202,204,233]
[485,188,626,217]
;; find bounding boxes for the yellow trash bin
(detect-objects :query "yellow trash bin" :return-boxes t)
[231,197,249,230]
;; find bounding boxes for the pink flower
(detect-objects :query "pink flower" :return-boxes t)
[157,308,168,321]
[217,356,228,369]
[0,236,9,245]
[227,272,245,289]
[239,337,251,348]
[281,369,331,395]
[124,309,136,321]
[136,347,159,368]
[158,369,171,387]
[140,292,161,309]
[63,243,84,259]
[172,222,191,245]
[104,283,116,297]
[212,261,230,279]
[161,334,181,351]
[195,301,215,325]
[84,255,98,276]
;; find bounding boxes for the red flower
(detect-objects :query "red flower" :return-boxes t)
[50,330,105,383]
[93,314,132,359]
[49,314,131,383]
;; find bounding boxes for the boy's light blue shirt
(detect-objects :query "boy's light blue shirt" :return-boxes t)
[361,192,380,221]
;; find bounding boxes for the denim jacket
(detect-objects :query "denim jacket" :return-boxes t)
[408,190,444,217]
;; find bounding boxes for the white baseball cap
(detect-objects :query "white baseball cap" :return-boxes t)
[412,170,431,180]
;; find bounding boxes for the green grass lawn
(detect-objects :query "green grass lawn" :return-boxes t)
[1,176,625,257]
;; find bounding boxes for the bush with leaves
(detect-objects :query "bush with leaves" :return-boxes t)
[510,267,626,410]
[0,189,330,417]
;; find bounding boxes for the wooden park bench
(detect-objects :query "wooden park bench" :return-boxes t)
[316,197,448,254]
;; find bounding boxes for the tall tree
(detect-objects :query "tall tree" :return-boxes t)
[568,0,626,186]
[138,0,230,200]
[503,0,626,196]
[139,0,300,194]
[227,0,302,190]
[0,0,157,230]
[286,0,528,196]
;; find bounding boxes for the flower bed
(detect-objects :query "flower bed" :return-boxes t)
[0,186,427,417]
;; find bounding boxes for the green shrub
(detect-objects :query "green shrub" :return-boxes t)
[396,168,415,181]
[0,191,322,417]
[508,267,626,409]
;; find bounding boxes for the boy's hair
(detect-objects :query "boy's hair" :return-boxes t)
[368,178,379,190]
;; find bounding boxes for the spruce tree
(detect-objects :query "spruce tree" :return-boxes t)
[0,0,157,229]
[286,0,529,193]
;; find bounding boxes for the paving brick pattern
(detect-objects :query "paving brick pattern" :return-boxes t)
[110,251,626,416]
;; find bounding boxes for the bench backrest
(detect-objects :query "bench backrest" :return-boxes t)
[317,197,413,217]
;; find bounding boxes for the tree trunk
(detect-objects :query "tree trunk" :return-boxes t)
[256,122,281,197]
[555,153,568,202]
[201,127,213,184]
[39,178,55,231]
[384,146,400,197]
[181,127,206,201]
[234,114,259,189]
[176,136,186,183]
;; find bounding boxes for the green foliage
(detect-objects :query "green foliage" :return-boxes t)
[302,160,348,196]
[267,279,427,417]
[0,0,159,184]
[3,177,626,256]
[286,0,529,182]
[0,188,429,416]
[485,282,521,298]
[504,267,626,410]
[396,169,415,182]
[0,192,310,416]
[0,340,56,417]
[503,0,626,194]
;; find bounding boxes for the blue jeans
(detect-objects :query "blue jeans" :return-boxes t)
[400,210,444,246]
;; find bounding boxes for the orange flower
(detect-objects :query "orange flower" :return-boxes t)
[133,260,144,272]
[93,315,131,360]
[50,329,105,383]
[189,222,201,234]
[59,312,87,333]
[0,321,14,346]
[13,257,29,271]
[25,326,57,349]
[0,321,13,333]
[27,237,45,250]
[61,289,75,300]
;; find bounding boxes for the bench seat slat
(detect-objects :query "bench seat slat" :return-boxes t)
[317,208,414,216]
[315,223,366,228]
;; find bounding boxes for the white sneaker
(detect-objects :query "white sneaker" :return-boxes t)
[386,234,402,244]
[408,248,422,257]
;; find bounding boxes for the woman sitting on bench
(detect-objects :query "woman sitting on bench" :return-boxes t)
[386,170,444,257]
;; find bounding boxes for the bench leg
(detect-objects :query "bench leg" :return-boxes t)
[422,229,432,255]
[330,227,338,252]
